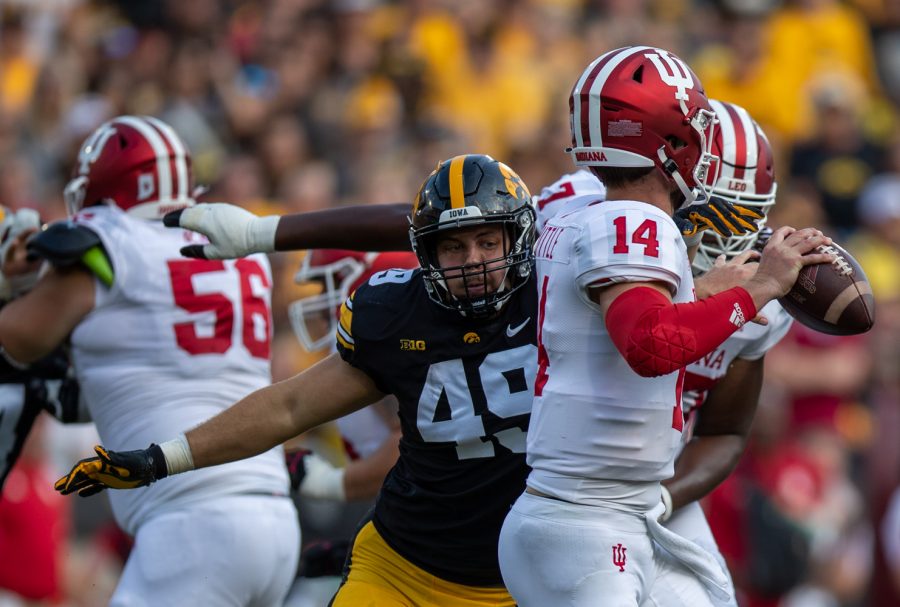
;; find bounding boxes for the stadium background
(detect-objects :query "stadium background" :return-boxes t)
[0,1,898,605]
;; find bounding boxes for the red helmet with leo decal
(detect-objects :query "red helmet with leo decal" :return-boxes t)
[693,100,777,273]
[568,46,717,208]
[64,115,195,219]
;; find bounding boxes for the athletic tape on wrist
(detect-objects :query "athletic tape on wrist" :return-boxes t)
[158,434,195,475]
[681,231,703,248]
[251,215,280,253]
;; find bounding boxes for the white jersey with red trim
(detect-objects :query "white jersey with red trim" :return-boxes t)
[69,205,289,535]
[336,405,393,460]
[527,199,694,510]
[680,300,792,435]
[534,169,606,233]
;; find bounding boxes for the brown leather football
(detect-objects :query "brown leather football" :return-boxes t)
[777,242,875,335]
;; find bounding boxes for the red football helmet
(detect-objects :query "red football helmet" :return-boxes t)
[289,249,419,351]
[693,100,777,273]
[64,115,195,219]
[568,46,717,208]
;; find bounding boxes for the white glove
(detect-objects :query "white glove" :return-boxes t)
[298,452,346,501]
[164,203,280,260]
[0,207,42,300]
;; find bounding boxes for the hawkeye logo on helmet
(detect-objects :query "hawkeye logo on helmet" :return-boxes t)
[440,207,483,222]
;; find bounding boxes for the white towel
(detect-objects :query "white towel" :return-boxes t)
[645,502,734,602]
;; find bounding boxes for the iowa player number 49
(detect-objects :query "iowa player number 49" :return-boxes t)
[416,345,535,459]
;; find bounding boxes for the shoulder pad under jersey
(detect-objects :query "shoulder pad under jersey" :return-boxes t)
[27,221,114,287]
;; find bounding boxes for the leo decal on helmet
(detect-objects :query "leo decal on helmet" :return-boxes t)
[64,115,195,219]
[289,249,419,352]
[693,100,777,274]
[409,154,536,317]
[567,46,718,208]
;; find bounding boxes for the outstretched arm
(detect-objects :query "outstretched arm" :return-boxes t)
[187,354,382,468]
[275,204,410,252]
[663,356,763,514]
[55,353,386,496]
[165,202,410,260]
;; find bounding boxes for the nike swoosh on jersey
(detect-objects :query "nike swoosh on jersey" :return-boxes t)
[506,317,531,338]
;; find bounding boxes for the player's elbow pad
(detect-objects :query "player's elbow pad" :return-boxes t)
[605,286,757,378]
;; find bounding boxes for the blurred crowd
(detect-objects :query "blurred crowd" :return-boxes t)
[0,0,899,605]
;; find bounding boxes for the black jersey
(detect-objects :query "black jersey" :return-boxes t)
[336,268,537,586]
[0,345,73,491]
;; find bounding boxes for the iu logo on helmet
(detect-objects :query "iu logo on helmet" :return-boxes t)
[76,123,117,176]
[644,50,694,104]
[612,543,627,572]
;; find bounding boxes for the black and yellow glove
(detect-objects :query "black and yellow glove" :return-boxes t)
[674,196,764,240]
[54,444,168,497]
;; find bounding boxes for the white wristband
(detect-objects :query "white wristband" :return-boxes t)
[659,485,674,522]
[300,453,346,501]
[682,231,703,248]
[158,434,195,476]
[249,215,280,253]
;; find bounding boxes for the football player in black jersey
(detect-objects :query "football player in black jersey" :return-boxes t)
[55,154,537,607]
[0,206,82,492]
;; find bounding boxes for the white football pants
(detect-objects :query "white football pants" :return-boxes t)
[499,491,726,607]
[649,501,737,607]
[110,495,300,607]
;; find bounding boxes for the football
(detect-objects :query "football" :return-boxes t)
[777,242,875,335]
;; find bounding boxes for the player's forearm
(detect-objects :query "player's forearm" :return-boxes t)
[275,203,410,252]
[603,286,757,377]
[665,358,762,512]
[664,434,746,510]
[185,377,307,469]
[342,429,400,501]
[183,354,382,471]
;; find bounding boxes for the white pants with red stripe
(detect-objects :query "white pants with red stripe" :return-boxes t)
[499,491,727,607]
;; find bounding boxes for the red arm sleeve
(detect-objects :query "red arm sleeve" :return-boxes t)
[605,286,757,378]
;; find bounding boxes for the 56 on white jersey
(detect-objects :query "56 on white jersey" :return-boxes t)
[71,205,272,380]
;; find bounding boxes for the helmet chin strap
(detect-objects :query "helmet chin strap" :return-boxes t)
[657,147,698,210]
[437,264,514,317]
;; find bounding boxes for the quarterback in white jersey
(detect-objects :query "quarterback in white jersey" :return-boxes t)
[528,96,793,606]
[528,199,695,502]
[497,47,831,607]
[0,116,299,607]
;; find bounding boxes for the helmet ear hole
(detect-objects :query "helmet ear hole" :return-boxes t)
[631,64,644,83]
[118,134,129,149]
[666,136,687,150]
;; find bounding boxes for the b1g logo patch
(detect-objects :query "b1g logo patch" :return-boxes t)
[400,339,426,351]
